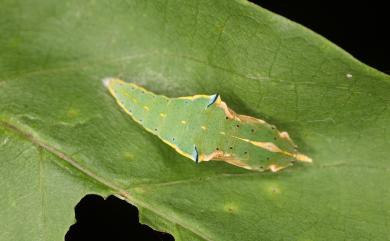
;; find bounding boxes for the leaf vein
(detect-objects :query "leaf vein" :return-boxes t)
[0,119,214,241]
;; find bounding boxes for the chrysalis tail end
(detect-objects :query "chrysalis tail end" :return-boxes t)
[294,153,313,163]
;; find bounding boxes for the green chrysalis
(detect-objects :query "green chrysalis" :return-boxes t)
[104,78,312,172]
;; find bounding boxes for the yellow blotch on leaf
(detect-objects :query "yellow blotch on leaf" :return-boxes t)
[264,182,282,196]
[181,120,187,124]
[160,113,167,118]
[223,202,238,214]
[67,108,79,118]
[201,126,207,130]
[123,152,135,161]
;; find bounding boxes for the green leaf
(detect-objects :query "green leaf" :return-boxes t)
[1,0,389,240]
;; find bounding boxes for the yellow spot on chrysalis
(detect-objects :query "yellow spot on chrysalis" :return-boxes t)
[181,120,187,124]
[220,131,225,135]
[201,126,207,130]
[143,106,150,111]
[160,113,167,118]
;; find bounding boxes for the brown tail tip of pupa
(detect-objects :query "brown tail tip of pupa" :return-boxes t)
[295,153,313,163]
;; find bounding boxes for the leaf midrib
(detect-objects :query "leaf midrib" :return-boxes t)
[0,119,213,241]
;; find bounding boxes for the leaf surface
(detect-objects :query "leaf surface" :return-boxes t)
[1,0,389,240]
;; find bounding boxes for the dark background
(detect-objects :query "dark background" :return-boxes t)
[66,2,389,241]
[252,0,389,73]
